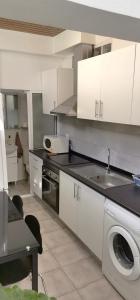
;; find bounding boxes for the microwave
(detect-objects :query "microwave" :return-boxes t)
[43,135,69,154]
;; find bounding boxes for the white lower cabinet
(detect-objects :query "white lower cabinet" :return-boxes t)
[29,153,43,199]
[7,156,17,183]
[59,171,105,260]
[59,171,78,234]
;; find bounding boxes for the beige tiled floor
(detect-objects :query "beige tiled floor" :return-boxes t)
[10,194,123,300]
[8,179,30,198]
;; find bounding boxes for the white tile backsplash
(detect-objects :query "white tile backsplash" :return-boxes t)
[58,116,140,174]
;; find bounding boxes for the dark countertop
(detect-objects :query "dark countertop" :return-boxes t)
[30,149,140,217]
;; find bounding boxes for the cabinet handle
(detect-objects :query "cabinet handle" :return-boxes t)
[95,100,98,117]
[74,183,77,198]
[77,185,81,201]
[99,100,103,118]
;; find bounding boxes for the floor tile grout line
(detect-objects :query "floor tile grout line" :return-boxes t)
[46,240,90,252]
[46,250,101,294]
[61,262,103,291]
[23,195,103,296]
[57,289,79,299]
[50,248,92,269]
[14,193,122,299]
[41,248,80,292]
[76,276,107,294]
[41,266,76,298]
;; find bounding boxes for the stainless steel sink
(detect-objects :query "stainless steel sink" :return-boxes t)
[69,164,132,189]
[86,172,131,189]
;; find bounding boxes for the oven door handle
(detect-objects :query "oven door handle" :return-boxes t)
[42,175,58,187]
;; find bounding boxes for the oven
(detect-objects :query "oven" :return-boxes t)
[42,166,59,214]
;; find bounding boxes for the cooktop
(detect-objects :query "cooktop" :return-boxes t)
[48,153,91,166]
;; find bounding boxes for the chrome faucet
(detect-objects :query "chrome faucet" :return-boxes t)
[106,147,111,173]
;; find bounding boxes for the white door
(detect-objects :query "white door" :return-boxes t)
[59,171,78,234]
[77,182,105,260]
[101,45,135,124]
[77,56,101,120]
[0,94,8,191]
[131,44,140,125]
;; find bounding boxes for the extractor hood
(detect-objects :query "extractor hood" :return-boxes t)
[51,95,77,117]
[50,43,94,117]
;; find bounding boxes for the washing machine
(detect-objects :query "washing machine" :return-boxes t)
[102,199,140,300]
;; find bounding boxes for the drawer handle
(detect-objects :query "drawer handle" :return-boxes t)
[74,183,77,198]
[95,100,99,117]
[77,185,81,201]
[99,100,103,118]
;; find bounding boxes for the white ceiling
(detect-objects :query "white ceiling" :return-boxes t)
[66,0,140,19]
[0,0,140,42]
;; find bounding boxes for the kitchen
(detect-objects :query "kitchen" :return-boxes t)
[0,1,140,299]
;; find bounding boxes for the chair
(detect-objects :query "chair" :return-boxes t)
[12,195,24,218]
[0,215,43,288]
[25,215,43,254]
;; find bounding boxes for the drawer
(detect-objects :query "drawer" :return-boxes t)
[29,153,43,168]
[7,156,17,164]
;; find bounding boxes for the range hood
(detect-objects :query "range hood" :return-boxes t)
[51,44,94,117]
[51,95,77,117]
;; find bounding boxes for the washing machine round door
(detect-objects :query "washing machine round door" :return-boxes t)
[108,226,140,280]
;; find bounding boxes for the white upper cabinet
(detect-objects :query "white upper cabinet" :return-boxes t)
[42,68,73,114]
[131,44,140,125]
[77,45,135,124]
[77,56,102,120]
[101,45,135,124]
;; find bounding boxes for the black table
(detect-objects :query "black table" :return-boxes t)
[0,191,39,291]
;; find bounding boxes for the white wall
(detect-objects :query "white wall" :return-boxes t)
[0,51,65,90]
[0,29,53,55]
[54,30,95,53]
[59,116,140,174]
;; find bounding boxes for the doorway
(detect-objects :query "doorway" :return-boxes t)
[1,91,55,198]
[3,92,30,197]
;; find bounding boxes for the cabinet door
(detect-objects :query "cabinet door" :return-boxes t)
[57,68,74,105]
[77,57,101,120]
[100,45,135,124]
[77,183,104,260]
[42,69,57,114]
[7,157,17,183]
[29,153,42,198]
[131,44,140,125]
[59,171,78,234]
